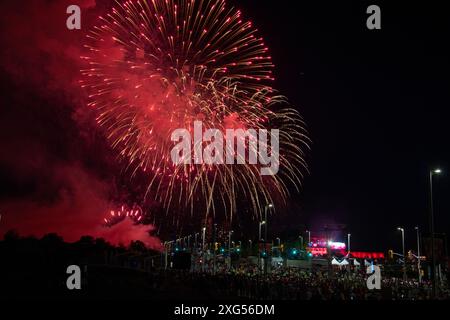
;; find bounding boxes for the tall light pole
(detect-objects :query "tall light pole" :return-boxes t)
[397,227,406,280]
[429,168,441,297]
[306,230,311,245]
[415,226,421,283]
[164,241,168,270]
[202,227,206,250]
[299,236,303,249]
[347,233,351,253]
[194,233,199,249]
[264,204,273,244]
[213,223,217,275]
[261,202,273,275]
[258,221,266,275]
[164,241,173,270]
[228,230,233,271]
[264,204,271,274]
[202,227,206,272]
[259,221,266,241]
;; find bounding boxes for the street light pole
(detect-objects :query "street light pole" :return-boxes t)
[164,241,173,270]
[415,226,421,283]
[397,227,406,281]
[259,222,264,241]
[228,230,233,271]
[202,227,206,249]
[164,241,168,270]
[258,221,266,275]
[202,227,206,272]
[264,204,272,244]
[194,233,199,249]
[429,168,442,297]
[347,233,351,253]
[212,224,217,275]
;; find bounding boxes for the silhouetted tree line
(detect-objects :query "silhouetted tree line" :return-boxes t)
[0,230,162,299]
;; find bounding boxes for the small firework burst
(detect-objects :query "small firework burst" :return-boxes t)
[103,204,145,227]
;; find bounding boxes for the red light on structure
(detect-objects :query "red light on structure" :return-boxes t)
[351,252,385,259]
[308,247,327,256]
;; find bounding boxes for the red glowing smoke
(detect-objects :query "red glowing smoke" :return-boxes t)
[0,0,162,249]
[0,163,162,250]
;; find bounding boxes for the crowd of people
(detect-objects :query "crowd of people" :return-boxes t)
[153,267,449,300]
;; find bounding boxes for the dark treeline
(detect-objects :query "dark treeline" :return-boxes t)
[0,230,163,299]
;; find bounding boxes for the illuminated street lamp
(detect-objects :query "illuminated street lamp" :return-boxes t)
[258,220,267,275]
[347,233,351,253]
[429,168,442,297]
[259,221,266,241]
[228,231,234,253]
[397,227,406,280]
[202,226,206,272]
[228,230,234,271]
[415,226,421,283]
[202,227,206,249]
[264,204,273,244]
[276,237,281,247]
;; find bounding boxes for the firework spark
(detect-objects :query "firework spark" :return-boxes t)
[81,0,310,221]
[103,204,145,227]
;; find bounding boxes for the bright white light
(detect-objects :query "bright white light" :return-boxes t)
[328,241,346,249]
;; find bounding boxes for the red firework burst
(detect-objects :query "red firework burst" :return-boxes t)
[81,0,310,221]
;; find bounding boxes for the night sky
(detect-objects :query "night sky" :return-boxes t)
[235,0,450,252]
[0,0,449,253]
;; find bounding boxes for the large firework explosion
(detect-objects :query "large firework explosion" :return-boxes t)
[81,0,310,222]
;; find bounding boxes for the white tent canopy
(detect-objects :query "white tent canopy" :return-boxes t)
[331,258,340,265]
[331,258,350,266]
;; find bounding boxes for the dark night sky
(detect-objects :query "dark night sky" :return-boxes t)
[232,0,450,252]
[0,1,449,252]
